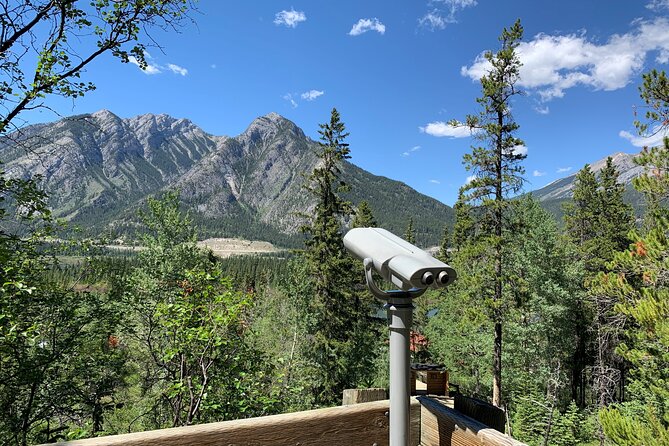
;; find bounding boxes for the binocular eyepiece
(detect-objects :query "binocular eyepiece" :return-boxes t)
[343,227,456,292]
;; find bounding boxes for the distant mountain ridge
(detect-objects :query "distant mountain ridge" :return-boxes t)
[1,111,454,247]
[531,151,645,219]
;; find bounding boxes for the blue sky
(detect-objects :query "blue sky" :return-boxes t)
[28,0,669,206]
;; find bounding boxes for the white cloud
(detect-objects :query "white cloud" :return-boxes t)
[465,174,477,184]
[301,90,324,101]
[401,146,421,157]
[557,166,573,173]
[283,93,297,108]
[418,11,449,30]
[419,121,472,138]
[349,18,386,36]
[430,179,441,184]
[510,145,528,156]
[647,0,669,10]
[167,63,188,76]
[274,9,306,28]
[128,56,161,75]
[535,105,550,115]
[419,0,477,31]
[533,170,546,177]
[619,127,669,147]
[461,18,669,101]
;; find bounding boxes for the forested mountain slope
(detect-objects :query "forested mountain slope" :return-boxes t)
[531,151,645,219]
[1,111,453,247]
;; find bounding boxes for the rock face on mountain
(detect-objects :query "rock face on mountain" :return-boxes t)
[531,151,645,219]
[1,111,453,247]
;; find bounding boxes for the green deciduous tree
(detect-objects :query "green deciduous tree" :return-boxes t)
[0,175,131,444]
[0,0,193,134]
[504,198,582,443]
[122,191,277,428]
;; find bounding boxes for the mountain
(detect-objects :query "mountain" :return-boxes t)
[531,151,645,219]
[1,111,453,247]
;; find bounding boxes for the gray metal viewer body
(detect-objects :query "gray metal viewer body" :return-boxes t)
[343,228,456,446]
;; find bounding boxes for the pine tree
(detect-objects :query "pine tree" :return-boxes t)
[633,144,669,228]
[563,165,600,271]
[300,108,373,405]
[563,159,634,426]
[437,224,450,263]
[595,203,669,443]
[452,191,475,249]
[404,217,416,244]
[448,19,525,407]
[595,70,669,442]
[352,201,377,228]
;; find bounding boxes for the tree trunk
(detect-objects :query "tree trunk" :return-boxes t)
[492,320,502,407]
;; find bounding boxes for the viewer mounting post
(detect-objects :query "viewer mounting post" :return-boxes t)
[344,228,456,446]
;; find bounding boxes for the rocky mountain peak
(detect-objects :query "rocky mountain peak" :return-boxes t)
[91,109,120,121]
[589,151,636,172]
[240,113,303,144]
[533,150,645,203]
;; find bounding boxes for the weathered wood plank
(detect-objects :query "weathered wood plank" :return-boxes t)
[418,396,526,446]
[44,399,421,446]
[454,394,506,433]
[342,388,387,405]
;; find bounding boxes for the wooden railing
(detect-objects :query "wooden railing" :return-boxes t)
[419,396,525,446]
[44,397,525,446]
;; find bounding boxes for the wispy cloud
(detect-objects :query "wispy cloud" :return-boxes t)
[401,145,421,157]
[534,105,550,115]
[167,63,188,76]
[419,121,472,138]
[419,0,477,31]
[283,93,297,108]
[462,18,669,101]
[349,18,386,36]
[301,90,324,101]
[274,9,306,28]
[419,11,449,30]
[619,128,668,147]
[430,179,441,184]
[557,167,573,173]
[128,56,161,75]
[647,0,669,10]
[533,170,546,177]
[465,174,477,185]
[127,52,188,76]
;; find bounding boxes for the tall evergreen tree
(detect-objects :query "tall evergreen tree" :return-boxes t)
[596,151,669,442]
[448,19,525,407]
[404,217,416,244]
[300,108,373,405]
[437,224,450,263]
[352,201,377,228]
[452,191,475,249]
[597,69,669,445]
[562,164,599,407]
[563,159,634,423]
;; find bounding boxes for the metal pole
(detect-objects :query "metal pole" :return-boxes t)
[386,293,413,446]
